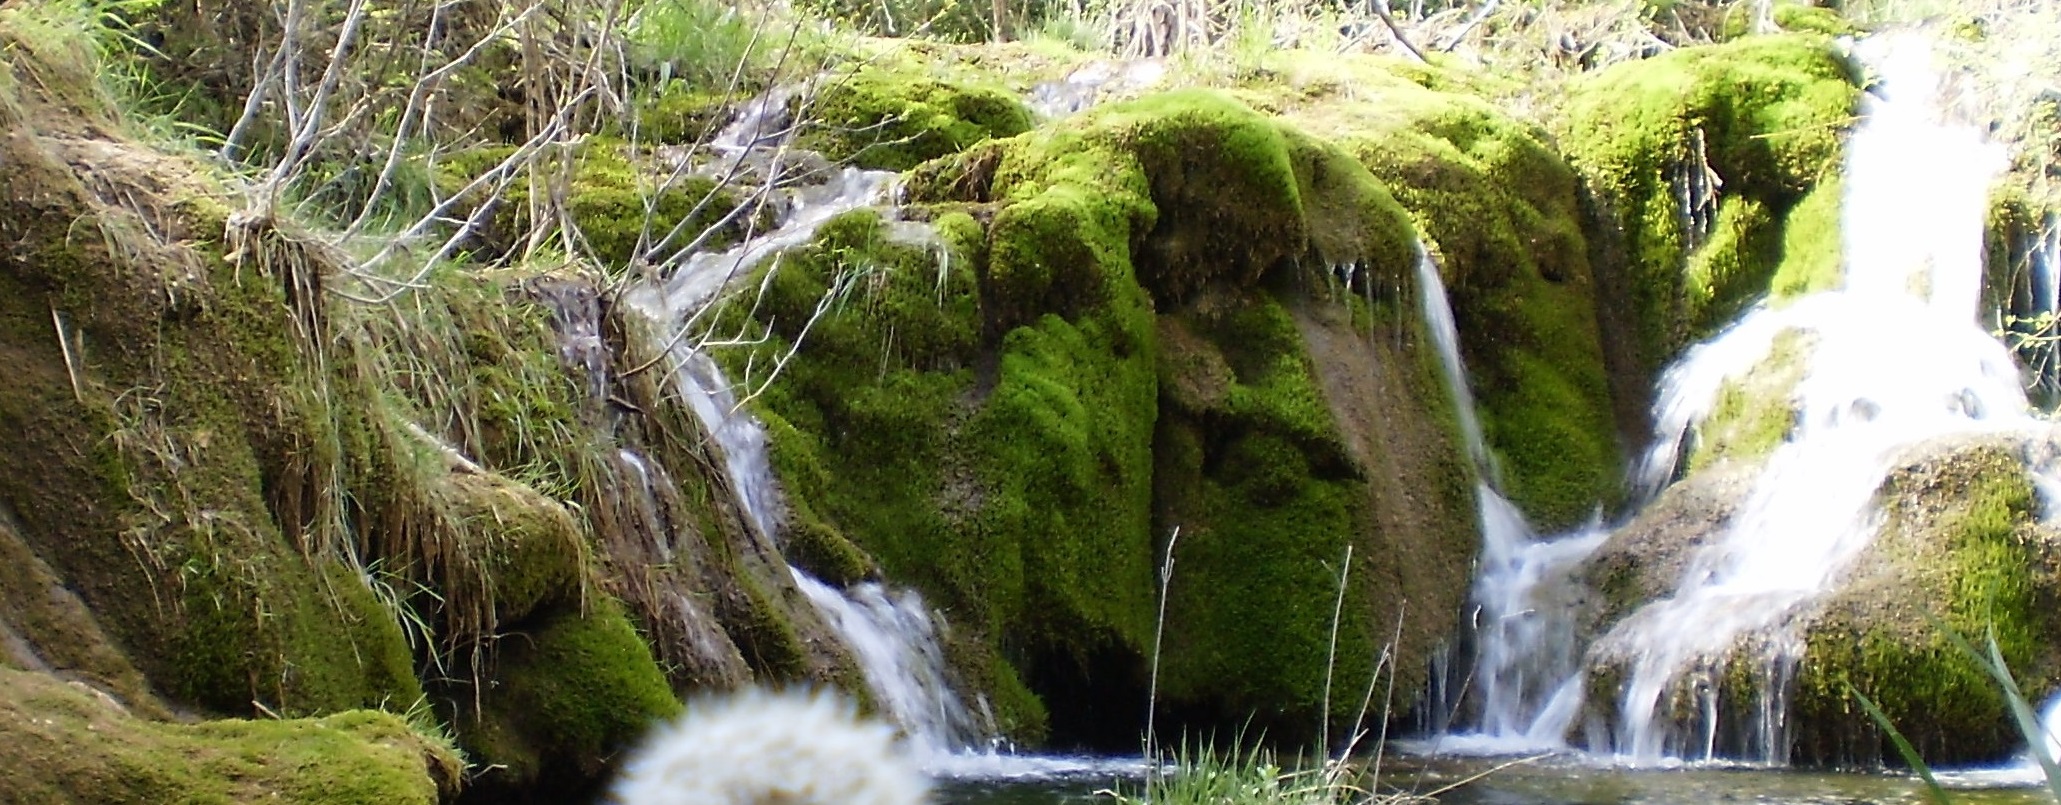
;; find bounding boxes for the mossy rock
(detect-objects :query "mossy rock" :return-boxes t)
[980,89,1417,311]
[798,67,1033,172]
[633,81,741,145]
[0,666,459,803]
[1559,34,1859,379]
[1685,330,1811,472]
[718,88,1477,747]
[0,91,429,719]
[460,597,681,791]
[1151,298,1374,733]
[1306,77,1624,529]
[1790,438,2061,766]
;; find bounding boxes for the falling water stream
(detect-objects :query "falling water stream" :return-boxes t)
[1439,31,2061,769]
[618,92,1146,781]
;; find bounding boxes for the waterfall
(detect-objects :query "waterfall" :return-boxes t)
[1413,239,1610,754]
[1596,32,2019,763]
[1445,32,2036,764]
[1413,243,1494,480]
[618,93,991,759]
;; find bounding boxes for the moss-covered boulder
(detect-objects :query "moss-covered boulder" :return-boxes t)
[0,667,460,803]
[1791,438,2061,766]
[1559,34,1858,385]
[716,88,1480,745]
[1299,76,1625,529]
[459,598,683,796]
[1578,436,2061,766]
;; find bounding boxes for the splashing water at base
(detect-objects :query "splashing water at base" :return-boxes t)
[792,570,986,755]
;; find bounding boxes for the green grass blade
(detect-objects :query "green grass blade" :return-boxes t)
[1927,617,2061,802]
[1847,683,1952,805]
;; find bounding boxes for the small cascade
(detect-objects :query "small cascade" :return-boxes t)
[1594,32,2020,764]
[1414,241,1609,754]
[619,90,993,759]
[1446,32,2041,765]
[792,571,986,754]
[1412,243,1494,479]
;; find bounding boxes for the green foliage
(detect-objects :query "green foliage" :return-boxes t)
[800,0,999,42]
[1851,623,2061,803]
[1559,34,1858,377]
[627,0,768,89]
[1103,737,1380,805]
[438,141,763,270]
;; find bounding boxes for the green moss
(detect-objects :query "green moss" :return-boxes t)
[1325,82,1622,528]
[719,89,1461,743]
[439,142,762,269]
[0,668,457,803]
[464,598,681,782]
[1772,4,1860,37]
[1769,175,1846,300]
[1793,445,2061,765]
[799,67,1033,172]
[1152,297,1373,727]
[1559,34,1859,376]
[633,81,740,145]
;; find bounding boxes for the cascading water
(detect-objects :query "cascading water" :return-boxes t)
[1412,238,1610,755]
[1446,32,2039,764]
[618,94,993,760]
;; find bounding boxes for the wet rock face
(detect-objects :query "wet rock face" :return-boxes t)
[1579,465,1752,639]
[1790,436,2061,766]
[1569,435,2061,765]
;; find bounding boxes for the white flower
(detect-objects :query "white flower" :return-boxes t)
[612,688,929,805]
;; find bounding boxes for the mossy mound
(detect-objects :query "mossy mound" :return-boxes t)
[0,71,424,720]
[719,88,1478,745]
[799,67,1034,172]
[1791,438,2061,766]
[1301,78,1624,529]
[1559,34,1858,381]
[0,667,460,803]
[460,598,682,793]
[1151,287,1476,736]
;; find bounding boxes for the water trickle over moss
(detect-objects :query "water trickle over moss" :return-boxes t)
[1317,78,1624,529]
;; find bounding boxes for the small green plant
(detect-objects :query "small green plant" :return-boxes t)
[1850,623,2061,804]
[1101,736,1405,805]
[627,0,770,88]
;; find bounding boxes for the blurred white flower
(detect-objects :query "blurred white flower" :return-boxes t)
[612,688,929,805]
